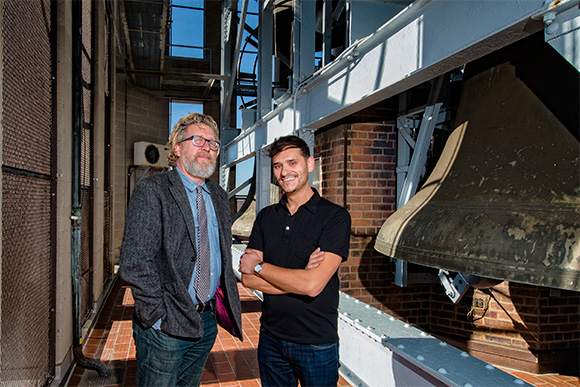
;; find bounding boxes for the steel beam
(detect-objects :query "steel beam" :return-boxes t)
[221,0,546,168]
[292,0,316,91]
[257,0,273,119]
[222,0,249,127]
[255,147,271,212]
[397,103,441,208]
[322,0,332,66]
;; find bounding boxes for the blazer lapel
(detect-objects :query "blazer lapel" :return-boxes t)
[168,169,197,252]
[207,182,228,253]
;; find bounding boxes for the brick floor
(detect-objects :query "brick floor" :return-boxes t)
[66,278,351,387]
[66,277,578,387]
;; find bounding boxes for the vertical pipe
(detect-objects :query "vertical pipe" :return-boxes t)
[71,0,107,376]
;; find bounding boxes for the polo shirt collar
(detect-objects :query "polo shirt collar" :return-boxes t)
[278,188,321,214]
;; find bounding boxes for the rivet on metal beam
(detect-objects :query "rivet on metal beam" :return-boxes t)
[543,12,559,35]
[346,50,360,61]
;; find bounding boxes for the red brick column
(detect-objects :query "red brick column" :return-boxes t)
[316,122,405,310]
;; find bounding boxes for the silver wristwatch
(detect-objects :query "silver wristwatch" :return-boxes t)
[254,261,264,274]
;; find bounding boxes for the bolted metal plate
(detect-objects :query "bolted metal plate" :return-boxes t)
[339,293,533,387]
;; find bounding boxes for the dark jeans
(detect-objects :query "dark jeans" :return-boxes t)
[132,311,218,387]
[257,328,340,387]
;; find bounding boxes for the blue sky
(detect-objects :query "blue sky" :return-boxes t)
[169,0,259,192]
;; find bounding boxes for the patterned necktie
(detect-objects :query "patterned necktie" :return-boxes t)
[194,185,211,303]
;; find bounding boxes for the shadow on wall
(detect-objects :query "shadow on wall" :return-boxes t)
[354,235,433,328]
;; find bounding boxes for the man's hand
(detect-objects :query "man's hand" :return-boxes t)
[306,247,325,269]
[239,248,262,274]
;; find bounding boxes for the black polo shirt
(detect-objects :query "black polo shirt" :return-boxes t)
[247,189,351,344]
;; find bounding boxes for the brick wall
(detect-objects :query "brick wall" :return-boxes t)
[432,282,580,373]
[316,119,432,324]
[111,82,169,258]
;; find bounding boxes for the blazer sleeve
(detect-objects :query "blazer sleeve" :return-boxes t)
[119,179,165,327]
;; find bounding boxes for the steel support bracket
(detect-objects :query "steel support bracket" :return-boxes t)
[438,270,470,303]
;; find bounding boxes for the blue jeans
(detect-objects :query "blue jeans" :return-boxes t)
[132,311,218,387]
[257,328,340,387]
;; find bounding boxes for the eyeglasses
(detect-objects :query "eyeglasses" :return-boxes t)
[182,135,220,151]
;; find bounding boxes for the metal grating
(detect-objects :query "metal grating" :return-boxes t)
[104,190,112,282]
[2,0,52,172]
[103,1,113,284]
[80,0,95,325]
[1,175,52,384]
[1,0,54,385]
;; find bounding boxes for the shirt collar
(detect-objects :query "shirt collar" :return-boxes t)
[278,188,321,214]
[176,166,208,193]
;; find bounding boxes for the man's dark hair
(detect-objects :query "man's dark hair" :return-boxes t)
[267,135,311,159]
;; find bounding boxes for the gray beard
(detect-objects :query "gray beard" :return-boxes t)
[182,154,216,179]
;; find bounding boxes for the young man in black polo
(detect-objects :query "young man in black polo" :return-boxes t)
[239,135,351,387]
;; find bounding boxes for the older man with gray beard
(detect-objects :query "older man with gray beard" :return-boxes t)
[120,113,242,387]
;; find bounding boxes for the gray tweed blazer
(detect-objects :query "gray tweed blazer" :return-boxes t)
[119,168,242,340]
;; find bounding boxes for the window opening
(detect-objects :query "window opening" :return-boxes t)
[170,101,203,134]
[170,0,205,58]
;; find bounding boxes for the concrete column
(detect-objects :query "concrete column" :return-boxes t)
[91,0,107,310]
[54,0,74,377]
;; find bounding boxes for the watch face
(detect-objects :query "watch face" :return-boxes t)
[255,262,263,273]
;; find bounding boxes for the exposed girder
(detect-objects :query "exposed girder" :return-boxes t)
[222,0,547,167]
